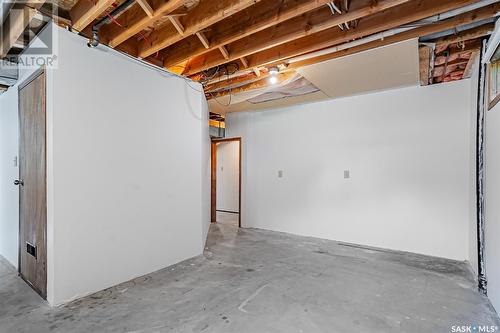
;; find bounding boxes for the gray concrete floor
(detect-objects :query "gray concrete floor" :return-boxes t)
[216,211,239,226]
[1,223,499,333]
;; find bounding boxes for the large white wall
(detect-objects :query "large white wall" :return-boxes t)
[227,80,475,261]
[0,86,19,267]
[216,141,240,212]
[0,26,210,305]
[48,29,209,305]
[485,99,500,313]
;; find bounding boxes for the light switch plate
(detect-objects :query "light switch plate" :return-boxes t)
[344,170,350,179]
[278,170,284,178]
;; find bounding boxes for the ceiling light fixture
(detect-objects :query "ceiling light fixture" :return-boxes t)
[269,76,278,84]
[268,66,279,76]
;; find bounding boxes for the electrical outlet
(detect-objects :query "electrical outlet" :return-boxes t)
[278,170,284,178]
[344,170,350,179]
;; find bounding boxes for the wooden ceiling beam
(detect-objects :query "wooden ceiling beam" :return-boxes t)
[69,0,115,32]
[205,72,266,92]
[138,0,264,59]
[206,11,497,92]
[185,0,482,76]
[207,71,296,99]
[1,1,47,57]
[432,23,495,47]
[161,0,373,69]
[99,0,186,48]
[284,9,496,70]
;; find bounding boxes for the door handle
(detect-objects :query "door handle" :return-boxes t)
[14,179,24,186]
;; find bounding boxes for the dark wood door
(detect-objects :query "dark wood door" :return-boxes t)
[18,70,47,298]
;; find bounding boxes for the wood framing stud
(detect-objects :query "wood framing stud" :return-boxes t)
[168,15,185,35]
[136,0,154,18]
[219,45,230,60]
[196,31,210,49]
[419,45,433,86]
[240,57,249,68]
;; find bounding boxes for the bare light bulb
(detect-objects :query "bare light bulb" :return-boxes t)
[269,76,278,84]
[268,67,279,75]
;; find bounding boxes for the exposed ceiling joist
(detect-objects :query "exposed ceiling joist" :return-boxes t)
[160,0,358,68]
[100,0,186,48]
[208,71,296,99]
[138,0,264,59]
[184,0,483,76]
[205,72,266,92]
[432,23,495,46]
[70,0,115,32]
[284,6,498,71]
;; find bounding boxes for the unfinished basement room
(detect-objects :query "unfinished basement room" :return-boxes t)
[2,0,500,332]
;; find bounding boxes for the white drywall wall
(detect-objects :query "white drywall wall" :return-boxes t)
[227,80,474,261]
[216,141,240,212]
[201,98,211,245]
[0,87,19,267]
[0,24,56,269]
[46,29,207,305]
[485,99,500,313]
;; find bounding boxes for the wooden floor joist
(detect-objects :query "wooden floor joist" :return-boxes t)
[161,0,370,69]
[284,7,497,71]
[207,71,296,100]
[69,0,115,32]
[99,0,186,48]
[184,0,483,76]
[51,0,498,95]
[138,0,264,59]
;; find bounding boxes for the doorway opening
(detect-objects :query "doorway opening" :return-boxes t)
[17,68,47,299]
[211,138,241,228]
